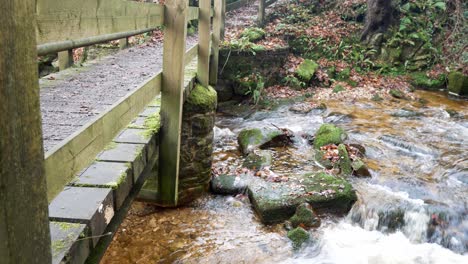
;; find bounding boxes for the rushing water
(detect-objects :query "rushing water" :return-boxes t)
[103,91,467,263]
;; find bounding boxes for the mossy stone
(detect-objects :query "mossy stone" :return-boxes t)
[287,227,310,249]
[448,71,468,96]
[289,203,321,228]
[243,151,272,170]
[296,59,319,82]
[210,174,249,195]
[389,89,405,99]
[409,72,446,90]
[240,27,266,42]
[351,159,371,177]
[314,124,347,149]
[186,84,218,113]
[337,144,352,175]
[237,128,282,155]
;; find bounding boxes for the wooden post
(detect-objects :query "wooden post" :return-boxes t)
[197,0,211,86]
[119,37,129,50]
[0,0,52,263]
[209,0,223,86]
[58,49,74,71]
[258,0,266,26]
[220,0,226,40]
[158,0,188,207]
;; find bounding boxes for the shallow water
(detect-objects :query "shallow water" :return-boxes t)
[103,91,468,263]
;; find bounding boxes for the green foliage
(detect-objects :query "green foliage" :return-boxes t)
[238,73,265,104]
[333,85,345,93]
[283,75,306,90]
[287,227,310,249]
[240,27,266,42]
[409,72,446,90]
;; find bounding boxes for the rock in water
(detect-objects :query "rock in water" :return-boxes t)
[313,124,347,149]
[237,127,293,155]
[289,203,321,228]
[337,144,353,175]
[210,174,249,195]
[287,227,310,249]
[351,159,371,177]
[242,151,272,170]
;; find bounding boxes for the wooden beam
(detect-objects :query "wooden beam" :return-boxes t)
[158,0,188,206]
[0,0,52,263]
[221,0,226,40]
[119,38,129,50]
[197,0,211,86]
[209,0,223,86]
[58,49,74,70]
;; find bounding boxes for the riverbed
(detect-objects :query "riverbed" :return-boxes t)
[102,91,467,263]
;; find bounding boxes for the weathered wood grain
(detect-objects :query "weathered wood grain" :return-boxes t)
[209,0,223,85]
[197,0,211,86]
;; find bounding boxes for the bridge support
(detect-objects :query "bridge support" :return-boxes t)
[0,0,52,263]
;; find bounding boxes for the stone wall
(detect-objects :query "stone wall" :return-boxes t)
[177,84,217,205]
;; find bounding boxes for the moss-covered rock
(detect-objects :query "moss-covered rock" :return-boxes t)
[243,151,272,170]
[351,159,371,177]
[337,144,352,175]
[287,227,310,249]
[289,203,321,228]
[389,89,405,99]
[210,174,249,195]
[186,84,218,112]
[448,71,468,96]
[409,72,446,90]
[296,59,319,82]
[314,124,347,149]
[249,172,357,224]
[237,128,284,155]
[240,27,266,42]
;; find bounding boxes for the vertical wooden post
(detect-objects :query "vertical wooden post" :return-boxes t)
[258,0,266,26]
[209,0,223,86]
[119,37,129,50]
[220,0,226,40]
[0,0,52,263]
[58,49,74,71]
[158,0,188,207]
[198,0,211,86]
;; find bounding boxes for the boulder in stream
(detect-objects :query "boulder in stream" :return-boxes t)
[287,227,310,249]
[289,203,321,229]
[237,127,293,155]
[242,150,272,170]
[248,172,357,224]
[210,174,249,195]
[337,144,353,175]
[313,124,347,149]
[447,71,468,96]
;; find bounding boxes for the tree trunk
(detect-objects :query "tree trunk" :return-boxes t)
[361,0,393,43]
[0,0,52,263]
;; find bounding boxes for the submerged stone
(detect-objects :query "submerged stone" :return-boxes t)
[313,124,347,149]
[351,159,371,177]
[249,172,357,224]
[287,227,310,249]
[448,71,468,96]
[296,59,319,82]
[391,108,423,118]
[210,174,249,195]
[289,203,321,228]
[243,151,272,170]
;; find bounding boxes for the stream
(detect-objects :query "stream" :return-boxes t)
[102,90,467,264]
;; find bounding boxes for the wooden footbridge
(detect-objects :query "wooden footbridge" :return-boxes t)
[0,0,276,263]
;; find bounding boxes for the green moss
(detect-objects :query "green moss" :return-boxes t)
[52,240,67,256]
[448,71,468,96]
[141,112,161,139]
[337,144,352,175]
[314,124,347,149]
[389,89,405,99]
[57,222,81,231]
[238,128,263,154]
[104,142,117,151]
[337,68,351,80]
[333,85,345,93]
[289,203,320,228]
[409,72,446,90]
[186,84,218,112]
[296,59,319,82]
[287,227,310,249]
[283,75,305,90]
[351,159,371,177]
[240,27,266,42]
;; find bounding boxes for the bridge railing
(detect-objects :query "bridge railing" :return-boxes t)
[225,0,278,25]
[37,0,225,202]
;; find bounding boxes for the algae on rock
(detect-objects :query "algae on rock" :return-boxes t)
[296,59,319,82]
[314,124,347,149]
[287,227,310,249]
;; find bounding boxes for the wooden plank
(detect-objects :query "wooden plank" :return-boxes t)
[45,72,162,201]
[185,44,199,66]
[0,0,52,262]
[209,0,223,86]
[35,0,164,45]
[158,0,188,207]
[226,0,248,12]
[197,0,211,86]
[119,37,129,50]
[258,0,266,26]
[188,6,199,21]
